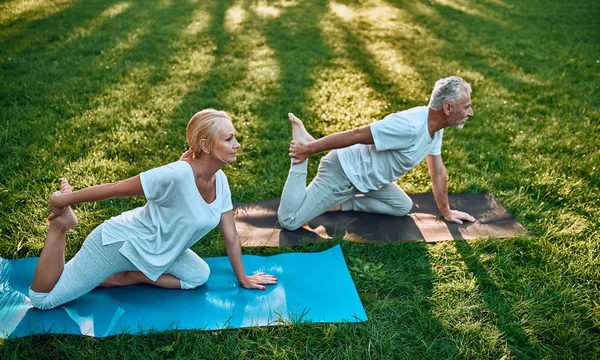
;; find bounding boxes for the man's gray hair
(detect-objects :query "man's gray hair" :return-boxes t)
[429,76,471,110]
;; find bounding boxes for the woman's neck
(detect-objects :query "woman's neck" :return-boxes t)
[186,154,223,181]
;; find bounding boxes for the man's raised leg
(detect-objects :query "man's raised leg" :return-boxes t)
[277,113,316,230]
[278,115,356,230]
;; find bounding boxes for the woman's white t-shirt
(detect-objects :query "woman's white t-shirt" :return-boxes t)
[101,161,233,281]
[337,106,443,193]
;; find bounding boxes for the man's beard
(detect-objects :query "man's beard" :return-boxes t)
[452,119,466,130]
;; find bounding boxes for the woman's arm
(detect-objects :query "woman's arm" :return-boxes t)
[48,175,144,219]
[218,210,278,290]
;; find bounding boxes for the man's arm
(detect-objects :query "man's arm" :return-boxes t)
[289,125,374,163]
[426,154,475,224]
[218,211,278,290]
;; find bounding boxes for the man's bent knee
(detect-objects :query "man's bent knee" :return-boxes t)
[391,198,413,217]
[277,213,303,231]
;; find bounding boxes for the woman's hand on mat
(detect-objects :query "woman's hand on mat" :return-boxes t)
[289,140,311,164]
[241,272,278,290]
[443,210,476,224]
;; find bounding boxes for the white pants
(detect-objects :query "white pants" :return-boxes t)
[277,150,413,231]
[29,225,210,310]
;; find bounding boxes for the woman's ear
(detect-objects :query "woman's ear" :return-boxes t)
[199,139,210,154]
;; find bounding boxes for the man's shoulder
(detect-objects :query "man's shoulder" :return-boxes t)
[389,106,428,119]
[380,106,427,127]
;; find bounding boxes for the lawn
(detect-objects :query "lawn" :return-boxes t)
[1,0,599,358]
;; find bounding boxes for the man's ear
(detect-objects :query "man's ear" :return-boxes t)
[443,101,453,115]
[200,139,210,154]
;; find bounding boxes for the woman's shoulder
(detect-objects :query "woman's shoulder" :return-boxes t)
[215,169,231,191]
[143,161,191,179]
[215,169,229,182]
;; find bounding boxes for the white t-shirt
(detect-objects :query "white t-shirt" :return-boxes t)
[101,161,233,281]
[337,106,443,193]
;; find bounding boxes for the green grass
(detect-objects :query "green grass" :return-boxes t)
[1,0,599,358]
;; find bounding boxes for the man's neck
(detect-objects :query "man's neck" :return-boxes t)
[427,107,447,137]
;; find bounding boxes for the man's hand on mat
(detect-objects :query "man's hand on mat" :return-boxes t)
[443,210,476,224]
[241,272,278,290]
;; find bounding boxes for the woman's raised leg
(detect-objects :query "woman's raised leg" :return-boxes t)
[30,178,78,293]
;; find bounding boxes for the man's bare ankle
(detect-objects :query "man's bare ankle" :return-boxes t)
[328,204,342,212]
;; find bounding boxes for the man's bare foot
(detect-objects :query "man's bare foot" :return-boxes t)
[52,178,78,232]
[288,113,315,143]
[328,204,342,212]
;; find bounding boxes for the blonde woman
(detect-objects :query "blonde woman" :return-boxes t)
[30,109,277,310]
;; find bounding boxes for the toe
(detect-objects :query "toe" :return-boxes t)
[60,178,72,193]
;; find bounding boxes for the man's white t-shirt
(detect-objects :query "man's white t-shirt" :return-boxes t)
[337,106,443,193]
[101,161,233,281]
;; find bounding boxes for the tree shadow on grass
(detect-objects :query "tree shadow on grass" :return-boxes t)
[0,0,214,256]
[0,0,114,65]
[335,241,461,358]
[453,240,540,358]
[222,0,334,198]
[1,0,207,175]
[156,0,240,122]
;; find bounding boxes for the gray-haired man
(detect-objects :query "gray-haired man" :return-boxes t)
[278,76,475,231]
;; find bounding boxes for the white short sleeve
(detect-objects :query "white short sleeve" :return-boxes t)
[218,170,233,213]
[139,163,182,205]
[370,113,415,152]
[429,128,444,156]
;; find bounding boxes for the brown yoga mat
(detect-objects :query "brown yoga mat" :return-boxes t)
[233,193,526,247]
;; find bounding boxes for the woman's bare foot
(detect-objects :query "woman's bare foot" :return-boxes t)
[288,113,315,142]
[98,272,128,288]
[51,178,78,232]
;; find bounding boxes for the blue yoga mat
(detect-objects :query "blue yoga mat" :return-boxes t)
[0,245,366,338]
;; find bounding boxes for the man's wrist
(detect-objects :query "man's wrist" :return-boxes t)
[440,208,452,217]
[306,141,316,156]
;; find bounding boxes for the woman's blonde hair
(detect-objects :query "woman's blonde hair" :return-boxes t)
[186,109,232,161]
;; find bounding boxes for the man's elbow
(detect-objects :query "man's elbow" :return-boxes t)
[353,126,374,144]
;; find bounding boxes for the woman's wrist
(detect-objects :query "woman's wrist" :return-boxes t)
[239,275,249,288]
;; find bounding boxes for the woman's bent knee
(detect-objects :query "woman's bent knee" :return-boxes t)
[29,288,59,310]
[180,263,210,290]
